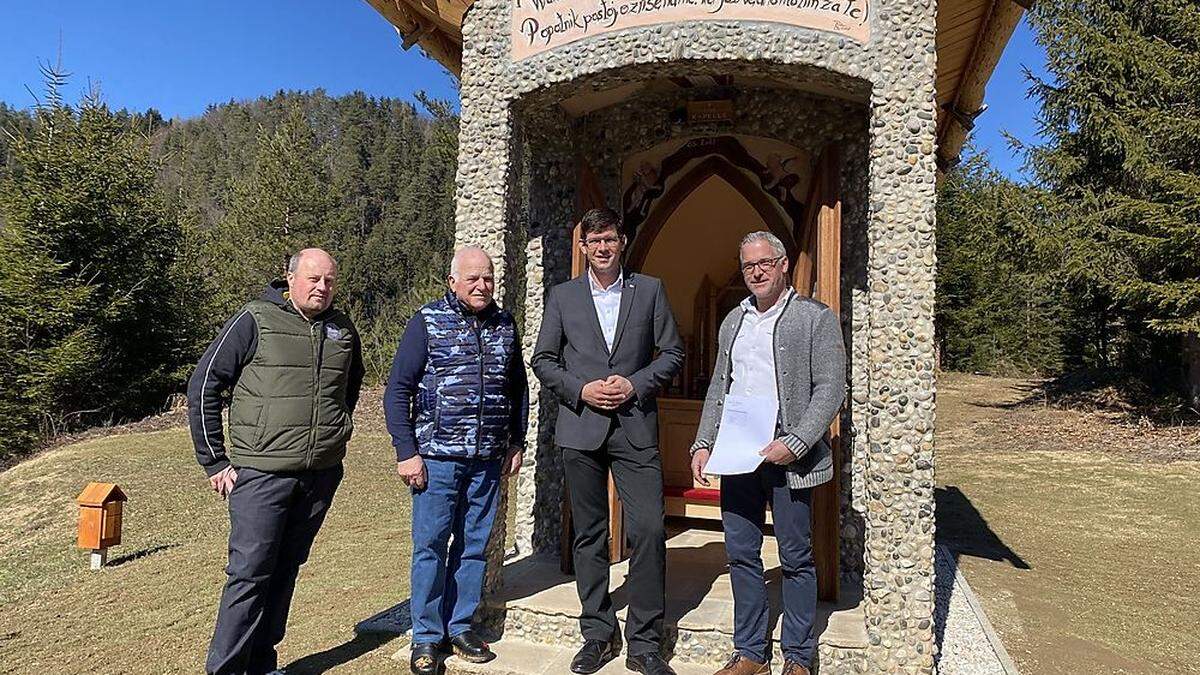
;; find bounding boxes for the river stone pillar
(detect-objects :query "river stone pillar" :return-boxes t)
[862,0,939,672]
[454,0,520,633]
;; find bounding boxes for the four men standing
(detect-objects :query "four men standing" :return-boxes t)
[190,218,844,675]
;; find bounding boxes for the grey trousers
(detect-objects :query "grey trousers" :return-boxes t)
[206,464,343,675]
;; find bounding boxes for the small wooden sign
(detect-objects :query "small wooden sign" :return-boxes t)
[511,0,872,61]
[77,483,127,569]
[687,100,735,124]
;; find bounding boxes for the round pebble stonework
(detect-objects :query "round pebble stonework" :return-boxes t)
[454,1,939,672]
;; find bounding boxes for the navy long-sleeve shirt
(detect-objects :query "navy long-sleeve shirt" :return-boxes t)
[382,305,529,462]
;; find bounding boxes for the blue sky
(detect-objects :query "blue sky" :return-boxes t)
[0,1,1047,179]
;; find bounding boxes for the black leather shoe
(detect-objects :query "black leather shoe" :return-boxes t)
[448,631,495,663]
[626,652,677,675]
[410,642,440,675]
[570,634,622,674]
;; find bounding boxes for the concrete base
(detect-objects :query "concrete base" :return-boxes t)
[393,528,867,673]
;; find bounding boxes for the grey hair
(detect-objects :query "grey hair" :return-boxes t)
[739,231,786,260]
[449,245,493,279]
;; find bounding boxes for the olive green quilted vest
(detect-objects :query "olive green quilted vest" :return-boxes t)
[226,299,356,472]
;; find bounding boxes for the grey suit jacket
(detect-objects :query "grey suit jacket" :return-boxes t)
[531,272,684,451]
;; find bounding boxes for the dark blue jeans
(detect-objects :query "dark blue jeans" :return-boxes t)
[409,456,502,645]
[721,463,816,666]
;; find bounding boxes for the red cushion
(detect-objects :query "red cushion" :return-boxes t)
[663,485,721,504]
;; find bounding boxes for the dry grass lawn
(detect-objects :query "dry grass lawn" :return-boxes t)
[936,372,1200,674]
[2,379,1198,673]
[0,426,413,674]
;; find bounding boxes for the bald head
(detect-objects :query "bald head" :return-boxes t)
[288,248,337,274]
[286,248,338,318]
[448,245,495,313]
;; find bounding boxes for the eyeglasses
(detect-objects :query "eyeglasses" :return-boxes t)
[582,235,622,249]
[740,255,785,275]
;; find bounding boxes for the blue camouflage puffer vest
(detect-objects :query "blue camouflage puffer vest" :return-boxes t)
[413,292,517,459]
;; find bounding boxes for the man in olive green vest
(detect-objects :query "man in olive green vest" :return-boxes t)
[187,248,364,675]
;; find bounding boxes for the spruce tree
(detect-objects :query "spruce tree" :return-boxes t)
[1029,0,1200,406]
[0,76,186,457]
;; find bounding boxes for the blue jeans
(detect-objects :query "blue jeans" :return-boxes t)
[721,463,816,666]
[410,456,502,645]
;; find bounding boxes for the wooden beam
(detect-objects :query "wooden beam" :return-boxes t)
[364,0,462,75]
[937,0,1026,171]
[812,147,842,603]
[792,145,842,602]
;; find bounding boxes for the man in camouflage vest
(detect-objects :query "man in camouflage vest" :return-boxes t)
[188,248,364,675]
[384,245,528,675]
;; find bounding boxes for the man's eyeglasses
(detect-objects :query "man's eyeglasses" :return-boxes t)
[582,235,622,249]
[740,255,785,275]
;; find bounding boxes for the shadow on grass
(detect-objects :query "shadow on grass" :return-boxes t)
[936,486,1030,570]
[284,599,410,674]
[107,543,178,567]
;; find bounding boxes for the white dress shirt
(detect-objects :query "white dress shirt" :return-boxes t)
[729,288,794,402]
[589,268,623,351]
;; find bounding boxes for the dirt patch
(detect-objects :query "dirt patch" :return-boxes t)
[938,372,1200,464]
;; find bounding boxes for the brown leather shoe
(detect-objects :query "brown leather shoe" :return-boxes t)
[780,661,811,675]
[714,652,770,675]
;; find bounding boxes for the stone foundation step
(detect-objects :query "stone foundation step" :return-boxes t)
[486,530,867,671]
[409,639,717,675]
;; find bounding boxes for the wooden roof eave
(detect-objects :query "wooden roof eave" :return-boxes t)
[366,0,463,76]
[366,0,1026,156]
[936,0,1030,173]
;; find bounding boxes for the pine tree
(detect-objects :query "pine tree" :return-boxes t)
[202,104,340,320]
[936,151,1065,375]
[1029,0,1200,406]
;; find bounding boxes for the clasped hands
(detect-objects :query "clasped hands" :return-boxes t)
[581,375,635,411]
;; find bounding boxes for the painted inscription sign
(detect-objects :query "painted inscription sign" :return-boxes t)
[511,0,871,60]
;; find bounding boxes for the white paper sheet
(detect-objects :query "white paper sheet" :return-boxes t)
[703,394,777,476]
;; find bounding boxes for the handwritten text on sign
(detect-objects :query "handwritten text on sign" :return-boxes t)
[511,0,871,60]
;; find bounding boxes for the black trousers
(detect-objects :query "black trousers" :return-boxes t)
[562,421,666,656]
[206,464,343,675]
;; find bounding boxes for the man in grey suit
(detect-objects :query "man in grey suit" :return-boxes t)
[532,207,684,675]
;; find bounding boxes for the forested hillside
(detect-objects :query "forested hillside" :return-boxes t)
[0,84,456,461]
[4,0,1200,464]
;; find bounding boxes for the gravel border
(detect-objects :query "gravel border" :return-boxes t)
[934,544,1020,675]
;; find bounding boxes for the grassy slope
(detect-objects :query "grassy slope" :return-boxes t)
[0,428,410,674]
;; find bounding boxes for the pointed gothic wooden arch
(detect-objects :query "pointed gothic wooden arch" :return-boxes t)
[624,155,799,274]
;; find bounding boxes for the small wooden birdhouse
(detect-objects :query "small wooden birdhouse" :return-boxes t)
[76,482,127,569]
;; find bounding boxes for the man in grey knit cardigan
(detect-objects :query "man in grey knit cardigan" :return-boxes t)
[690,231,846,675]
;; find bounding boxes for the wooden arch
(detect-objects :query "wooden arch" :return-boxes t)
[624,155,798,273]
